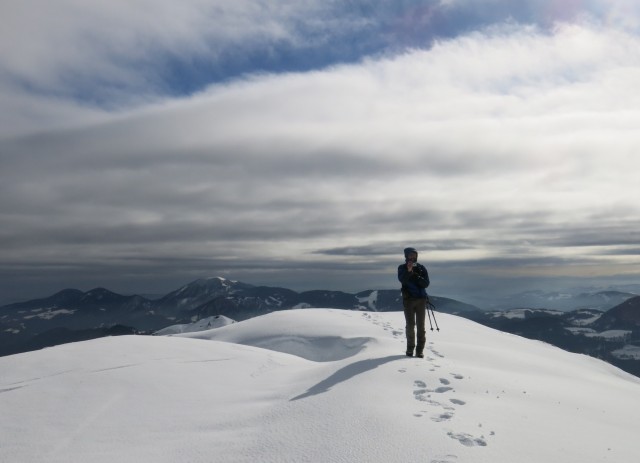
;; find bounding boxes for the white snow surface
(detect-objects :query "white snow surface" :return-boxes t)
[154,315,236,335]
[357,290,378,310]
[1,309,639,463]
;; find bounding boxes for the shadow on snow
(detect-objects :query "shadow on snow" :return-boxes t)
[291,355,405,401]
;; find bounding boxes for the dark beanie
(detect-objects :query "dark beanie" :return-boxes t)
[403,247,418,258]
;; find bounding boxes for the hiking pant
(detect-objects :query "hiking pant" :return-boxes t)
[403,297,426,354]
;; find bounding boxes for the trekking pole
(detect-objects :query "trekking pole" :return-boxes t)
[427,300,440,331]
[426,301,434,331]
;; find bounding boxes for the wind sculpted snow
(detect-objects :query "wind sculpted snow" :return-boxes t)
[1,309,639,463]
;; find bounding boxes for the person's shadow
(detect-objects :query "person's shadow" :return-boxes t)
[290,355,405,401]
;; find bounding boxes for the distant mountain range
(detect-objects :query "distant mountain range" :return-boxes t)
[0,277,477,356]
[1,277,638,377]
[483,289,637,311]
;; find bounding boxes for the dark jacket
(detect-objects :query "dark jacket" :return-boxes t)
[398,262,430,299]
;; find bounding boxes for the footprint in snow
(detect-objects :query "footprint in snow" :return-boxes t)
[413,381,455,405]
[434,386,453,393]
[430,455,458,463]
[431,412,455,422]
[447,432,487,447]
[413,386,441,406]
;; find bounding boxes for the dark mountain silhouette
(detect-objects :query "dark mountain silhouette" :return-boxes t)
[4,288,85,311]
[593,296,640,330]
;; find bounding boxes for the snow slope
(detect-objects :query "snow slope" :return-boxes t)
[1,309,639,463]
[153,315,236,335]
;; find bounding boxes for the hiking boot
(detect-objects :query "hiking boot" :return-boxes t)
[406,351,413,357]
[416,351,424,358]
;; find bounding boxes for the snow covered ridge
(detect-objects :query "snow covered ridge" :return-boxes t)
[154,315,235,335]
[1,309,639,463]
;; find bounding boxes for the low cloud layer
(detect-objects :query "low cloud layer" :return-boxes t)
[1,1,640,302]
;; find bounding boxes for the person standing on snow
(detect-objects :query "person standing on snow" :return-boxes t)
[397,247,430,358]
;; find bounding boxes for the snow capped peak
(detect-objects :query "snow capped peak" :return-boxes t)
[198,276,229,284]
[84,287,115,298]
[210,276,237,284]
[157,277,254,310]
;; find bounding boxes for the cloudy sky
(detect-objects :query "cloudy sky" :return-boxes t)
[2,0,640,304]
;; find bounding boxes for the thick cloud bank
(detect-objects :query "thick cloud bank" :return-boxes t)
[1,1,640,301]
